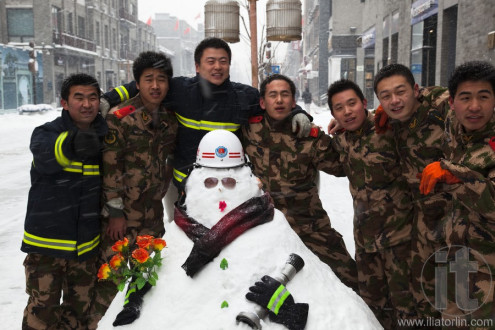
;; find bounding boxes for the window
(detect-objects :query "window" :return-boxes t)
[112,28,117,50]
[51,7,61,34]
[96,22,100,46]
[78,16,85,38]
[7,9,34,42]
[410,15,438,86]
[341,58,356,82]
[104,25,109,49]
[67,13,74,34]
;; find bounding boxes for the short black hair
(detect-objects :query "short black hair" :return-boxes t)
[60,73,100,101]
[132,51,173,83]
[327,79,365,113]
[259,74,296,98]
[448,61,495,98]
[194,37,232,65]
[373,63,415,94]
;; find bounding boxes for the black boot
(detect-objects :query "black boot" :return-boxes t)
[113,282,152,326]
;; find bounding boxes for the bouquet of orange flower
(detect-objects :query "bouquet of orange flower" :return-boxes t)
[97,235,166,292]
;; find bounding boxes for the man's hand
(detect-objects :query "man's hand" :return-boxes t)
[106,217,127,241]
[292,113,312,138]
[72,128,100,159]
[419,161,462,195]
[327,118,344,135]
[374,105,390,134]
[246,275,309,330]
[99,97,111,117]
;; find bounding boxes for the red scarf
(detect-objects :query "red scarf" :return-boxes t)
[174,193,274,277]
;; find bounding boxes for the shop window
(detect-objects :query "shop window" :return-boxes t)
[341,58,356,82]
[411,15,437,86]
[364,54,375,109]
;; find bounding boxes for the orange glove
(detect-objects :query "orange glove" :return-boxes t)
[419,161,462,195]
[374,105,390,134]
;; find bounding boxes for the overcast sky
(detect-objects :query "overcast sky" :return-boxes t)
[138,0,268,28]
[137,0,293,85]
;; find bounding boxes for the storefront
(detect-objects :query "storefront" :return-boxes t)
[410,0,438,86]
[0,45,43,111]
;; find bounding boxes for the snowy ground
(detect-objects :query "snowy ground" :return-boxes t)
[0,102,358,329]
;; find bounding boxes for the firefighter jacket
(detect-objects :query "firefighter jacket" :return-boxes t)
[332,111,413,252]
[102,95,178,228]
[105,74,261,188]
[21,110,108,261]
[440,110,495,275]
[241,113,342,233]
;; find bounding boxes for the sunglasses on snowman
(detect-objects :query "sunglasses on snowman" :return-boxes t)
[204,177,237,189]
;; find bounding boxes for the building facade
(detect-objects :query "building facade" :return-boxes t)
[151,13,203,77]
[301,0,495,107]
[0,0,158,111]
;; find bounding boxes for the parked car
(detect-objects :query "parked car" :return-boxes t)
[17,104,55,115]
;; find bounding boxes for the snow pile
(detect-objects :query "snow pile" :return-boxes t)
[0,106,373,329]
[97,130,380,329]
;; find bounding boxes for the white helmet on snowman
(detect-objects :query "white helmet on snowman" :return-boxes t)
[196,130,246,168]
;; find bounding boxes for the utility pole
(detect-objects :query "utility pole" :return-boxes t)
[28,41,38,104]
[248,0,258,88]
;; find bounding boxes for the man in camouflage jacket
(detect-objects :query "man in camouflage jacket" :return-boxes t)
[242,74,359,293]
[328,79,415,328]
[88,52,178,328]
[374,64,451,320]
[420,61,495,323]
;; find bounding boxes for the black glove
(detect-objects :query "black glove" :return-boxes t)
[71,128,101,160]
[113,282,152,326]
[246,275,309,330]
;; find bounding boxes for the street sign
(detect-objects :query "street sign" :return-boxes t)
[271,65,280,74]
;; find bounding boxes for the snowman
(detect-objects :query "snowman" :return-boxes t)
[97,130,381,330]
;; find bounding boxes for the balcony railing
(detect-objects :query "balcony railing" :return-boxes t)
[119,8,137,23]
[53,32,96,52]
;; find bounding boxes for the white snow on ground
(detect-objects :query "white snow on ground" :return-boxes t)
[0,103,367,329]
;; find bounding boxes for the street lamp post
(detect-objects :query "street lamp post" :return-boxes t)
[248,0,258,88]
[205,0,301,88]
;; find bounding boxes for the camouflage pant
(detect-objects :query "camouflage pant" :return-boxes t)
[23,253,97,330]
[86,217,165,329]
[356,242,416,330]
[410,195,450,322]
[283,212,359,293]
[439,246,495,329]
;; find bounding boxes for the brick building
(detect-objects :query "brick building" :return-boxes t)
[0,0,157,110]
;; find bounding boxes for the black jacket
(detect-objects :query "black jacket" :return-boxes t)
[106,74,261,188]
[21,111,108,261]
[302,90,312,104]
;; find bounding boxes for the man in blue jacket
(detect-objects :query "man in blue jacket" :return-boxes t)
[21,73,107,329]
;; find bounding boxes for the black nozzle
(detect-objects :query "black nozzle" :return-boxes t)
[287,253,305,272]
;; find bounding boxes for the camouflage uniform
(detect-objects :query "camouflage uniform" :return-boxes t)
[87,95,178,328]
[332,111,415,328]
[23,254,97,330]
[437,111,495,322]
[241,114,359,292]
[389,86,451,319]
